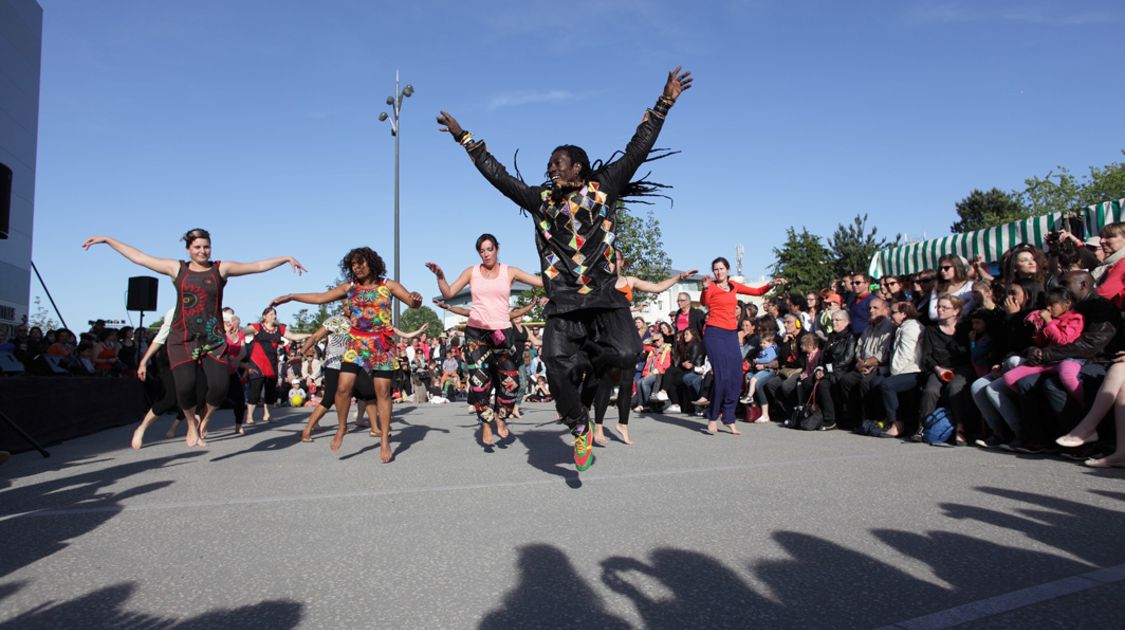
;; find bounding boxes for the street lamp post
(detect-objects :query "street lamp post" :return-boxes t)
[378,71,413,326]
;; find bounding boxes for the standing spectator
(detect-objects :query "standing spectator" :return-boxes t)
[669,292,705,340]
[847,272,877,336]
[927,255,975,321]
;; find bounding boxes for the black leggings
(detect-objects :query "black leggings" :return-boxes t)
[331,365,378,404]
[246,374,278,405]
[150,359,183,416]
[171,357,229,409]
[226,373,247,427]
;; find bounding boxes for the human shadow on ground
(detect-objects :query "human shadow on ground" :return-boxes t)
[479,544,629,630]
[0,581,302,629]
[511,428,582,489]
[0,452,203,578]
[337,420,450,460]
[644,410,712,435]
[482,487,1125,628]
[208,430,305,461]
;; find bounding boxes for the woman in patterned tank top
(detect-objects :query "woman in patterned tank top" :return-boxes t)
[272,247,423,464]
[84,228,305,448]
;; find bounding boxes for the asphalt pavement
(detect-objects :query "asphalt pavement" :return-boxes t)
[1,401,1122,629]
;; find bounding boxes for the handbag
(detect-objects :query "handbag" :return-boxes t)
[744,403,763,423]
[786,379,824,431]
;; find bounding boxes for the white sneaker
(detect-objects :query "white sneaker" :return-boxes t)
[739,396,752,404]
[655,391,669,402]
[666,404,681,413]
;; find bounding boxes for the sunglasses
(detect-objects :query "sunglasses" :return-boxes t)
[940,265,954,271]
[851,280,865,285]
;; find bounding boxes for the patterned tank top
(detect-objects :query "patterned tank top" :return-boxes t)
[168,261,227,367]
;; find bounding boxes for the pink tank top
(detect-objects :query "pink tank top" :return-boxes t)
[468,263,512,331]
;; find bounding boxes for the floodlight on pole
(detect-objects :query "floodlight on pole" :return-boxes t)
[378,70,412,326]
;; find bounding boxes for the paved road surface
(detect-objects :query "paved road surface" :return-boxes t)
[1,402,1122,628]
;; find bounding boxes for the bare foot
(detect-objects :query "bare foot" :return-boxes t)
[496,417,510,439]
[380,442,393,464]
[195,438,208,447]
[300,429,313,442]
[884,421,902,438]
[1085,456,1125,469]
[724,423,742,435]
[481,422,494,446]
[185,433,198,447]
[593,424,608,446]
[614,424,633,445]
[330,427,347,452]
[369,429,382,438]
[235,426,245,435]
[262,413,271,423]
[1057,432,1098,448]
[707,420,718,434]
[131,426,146,450]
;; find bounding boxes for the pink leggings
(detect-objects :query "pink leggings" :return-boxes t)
[1002,360,1084,404]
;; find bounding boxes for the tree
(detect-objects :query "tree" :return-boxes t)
[1078,152,1125,210]
[1019,168,1083,218]
[770,227,835,296]
[399,306,442,336]
[950,188,1030,233]
[827,213,898,278]
[29,296,59,331]
[615,203,673,304]
[512,286,547,322]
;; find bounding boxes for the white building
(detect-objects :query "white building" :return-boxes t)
[0,0,42,335]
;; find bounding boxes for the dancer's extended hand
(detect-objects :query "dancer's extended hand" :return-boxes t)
[406,292,423,308]
[288,257,307,275]
[662,66,693,102]
[701,275,712,289]
[436,111,464,138]
[678,269,698,280]
[425,262,445,278]
[270,294,292,307]
[137,364,147,381]
[81,236,109,250]
[433,298,449,310]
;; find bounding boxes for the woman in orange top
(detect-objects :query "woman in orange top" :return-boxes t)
[700,256,781,433]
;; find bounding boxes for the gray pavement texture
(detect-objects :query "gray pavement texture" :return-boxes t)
[0,402,1123,629]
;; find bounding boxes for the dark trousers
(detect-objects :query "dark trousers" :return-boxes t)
[919,371,970,430]
[795,376,836,423]
[703,327,741,424]
[226,372,246,428]
[764,372,800,421]
[172,357,229,409]
[543,308,641,433]
[834,370,881,428]
[1015,362,1106,444]
[876,373,924,422]
[246,374,278,405]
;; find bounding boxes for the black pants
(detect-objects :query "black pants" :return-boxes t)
[543,308,641,432]
[795,376,836,423]
[764,372,800,420]
[246,374,278,405]
[590,365,633,426]
[150,358,184,416]
[226,372,247,428]
[834,370,882,428]
[172,357,228,409]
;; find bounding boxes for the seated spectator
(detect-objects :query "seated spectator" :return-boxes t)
[1093,221,1125,309]
[791,333,837,430]
[1000,287,1086,404]
[75,340,97,375]
[662,329,704,414]
[440,350,461,399]
[525,374,552,403]
[834,297,895,428]
[737,317,759,360]
[740,327,778,411]
[875,301,924,437]
[634,333,671,412]
[761,314,810,421]
[917,295,973,444]
[878,275,908,303]
[817,292,843,339]
[928,255,975,321]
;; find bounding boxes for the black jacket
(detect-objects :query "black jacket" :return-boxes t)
[468,115,666,315]
[669,307,706,339]
[821,331,856,376]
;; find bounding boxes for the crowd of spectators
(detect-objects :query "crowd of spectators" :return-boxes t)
[614,225,1123,467]
[0,319,149,377]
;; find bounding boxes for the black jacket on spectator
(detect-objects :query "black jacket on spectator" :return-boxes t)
[820,331,856,377]
[1002,309,1037,358]
[669,307,706,339]
[920,323,971,372]
[1040,294,1121,363]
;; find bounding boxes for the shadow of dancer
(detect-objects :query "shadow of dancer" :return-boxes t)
[480,544,628,630]
[512,428,581,489]
[602,548,771,629]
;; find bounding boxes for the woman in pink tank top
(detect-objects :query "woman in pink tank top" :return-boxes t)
[426,233,543,447]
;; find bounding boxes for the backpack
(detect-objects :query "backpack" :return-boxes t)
[922,407,955,446]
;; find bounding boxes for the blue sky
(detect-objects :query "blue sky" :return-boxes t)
[28,0,1125,329]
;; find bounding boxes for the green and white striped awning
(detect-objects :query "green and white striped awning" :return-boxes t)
[868,198,1125,278]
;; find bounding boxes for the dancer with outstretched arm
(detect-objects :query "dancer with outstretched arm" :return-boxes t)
[436,66,692,470]
[426,233,543,447]
[272,247,423,464]
[84,229,304,447]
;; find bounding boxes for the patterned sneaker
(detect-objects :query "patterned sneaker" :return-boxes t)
[573,421,595,471]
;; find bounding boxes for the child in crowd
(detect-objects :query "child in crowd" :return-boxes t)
[741,328,778,404]
[1001,287,1086,404]
[288,380,307,407]
[967,310,995,378]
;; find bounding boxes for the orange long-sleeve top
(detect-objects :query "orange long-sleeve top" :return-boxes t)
[700,280,769,330]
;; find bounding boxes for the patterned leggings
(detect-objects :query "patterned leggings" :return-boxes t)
[464,326,520,420]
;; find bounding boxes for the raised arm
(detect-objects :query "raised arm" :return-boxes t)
[283,329,311,342]
[222,256,306,279]
[598,67,692,192]
[82,236,180,278]
[434,298,471,318]
[630,269,698,294]
[300,325,330,356]
[386,280,424,310]
[734,277,783,297]
[271,283,350,307]
[436,111,541,210]
[393,322,429,340]
[426,263,472,300]
[508,266,543,288]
